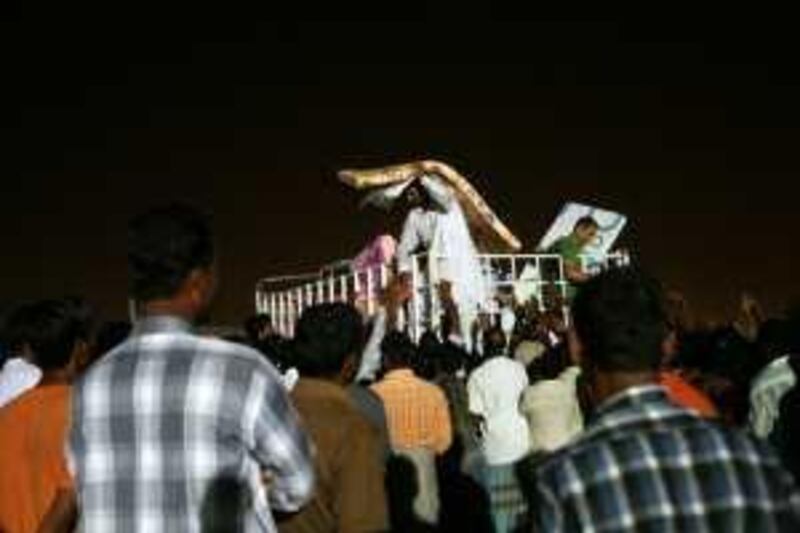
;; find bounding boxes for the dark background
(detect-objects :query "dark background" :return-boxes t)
[4,8,800,324]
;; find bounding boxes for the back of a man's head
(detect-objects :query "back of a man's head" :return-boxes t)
[128,204,214,303]
[27,299,93,372]
[1,302,37,358]
[244,313,272,344]
[571,267,666,373]
[381,331,417,372]
[482,326,508,358]
[293,303,364,379]
[93,320,132,360]
[574,216,599,232]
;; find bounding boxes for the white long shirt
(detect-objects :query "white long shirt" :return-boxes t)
[396,175,457,275]
[467,356,531,465]
[396,176,489,326]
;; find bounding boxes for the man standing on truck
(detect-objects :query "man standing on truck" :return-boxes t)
[548,216,599,300]
[395,175,488,352]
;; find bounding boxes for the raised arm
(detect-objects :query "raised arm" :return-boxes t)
[418,174,455,211]
[356,308,387,383]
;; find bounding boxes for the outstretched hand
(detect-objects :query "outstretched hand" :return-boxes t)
[382,275,412,308]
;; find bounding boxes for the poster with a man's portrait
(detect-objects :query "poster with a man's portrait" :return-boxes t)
[537,202,628,259]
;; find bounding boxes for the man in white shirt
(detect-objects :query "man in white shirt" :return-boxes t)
[466,327,531,532]
[396,176,488,351]
[467,328,531,466]
[0,304,42,408]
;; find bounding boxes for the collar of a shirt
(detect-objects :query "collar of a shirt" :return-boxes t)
[293,377,351,403]
[590,383,669,421]
[132,315,193,336]
[384,368,416,380]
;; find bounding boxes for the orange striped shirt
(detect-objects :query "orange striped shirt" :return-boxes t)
[371,369,452,454]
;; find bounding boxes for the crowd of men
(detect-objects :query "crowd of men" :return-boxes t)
[1,203,799,532]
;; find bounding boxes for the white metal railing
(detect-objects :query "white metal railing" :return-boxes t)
[255,252,629,340]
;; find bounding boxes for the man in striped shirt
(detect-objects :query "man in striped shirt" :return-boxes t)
[532,268,800,532]
[371,331,452,527]
[371,331,452,455]
[68,204,315,533]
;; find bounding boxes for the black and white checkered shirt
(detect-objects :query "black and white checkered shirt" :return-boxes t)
[532,385,800,532]
[69,316,314,533]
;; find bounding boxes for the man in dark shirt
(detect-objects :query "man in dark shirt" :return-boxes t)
[279,303,388,533]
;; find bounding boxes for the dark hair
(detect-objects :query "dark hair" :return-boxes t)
[414,331,441,380]
[258,334,291,372]
[1,302,37,355]
[574,216,599,232]
[94,321,132,359]
[436,341,468,375]
[27,299,93,371]
[482,326,508,358]
[128,203,214,301]
[405,178,429,200]
[243,313,272,344]
[674,330,715,371]
[380,331,417,370]
[756,319,794,365]
[527,344,571,383]
[707,327,758,386]
[571,268,667,372]
[418,331,441,357]
[293,303,364,378]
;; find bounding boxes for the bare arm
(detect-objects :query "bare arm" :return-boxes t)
[356,308,387,383]
[564,261,590,283]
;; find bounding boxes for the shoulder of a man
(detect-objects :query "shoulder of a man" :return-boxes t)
[404,374,446,405]
[702,418,786,466]
[752,356,794,393]
[523,378,568,405]
[534,426,603,486]
[473,356,522,381]
[416,373,445,394]
[339,401,382,448]
[78,333,282,396]
[540,408,782,478]
[194,334,275,369]
[552,235,582,259]
[192,337,290,408]
[548,236,570,252]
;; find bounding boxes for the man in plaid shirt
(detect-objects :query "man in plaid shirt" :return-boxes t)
[68,204,315,532]
[532,268,800,532]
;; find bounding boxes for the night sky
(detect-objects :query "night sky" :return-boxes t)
[5,9,800,324]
